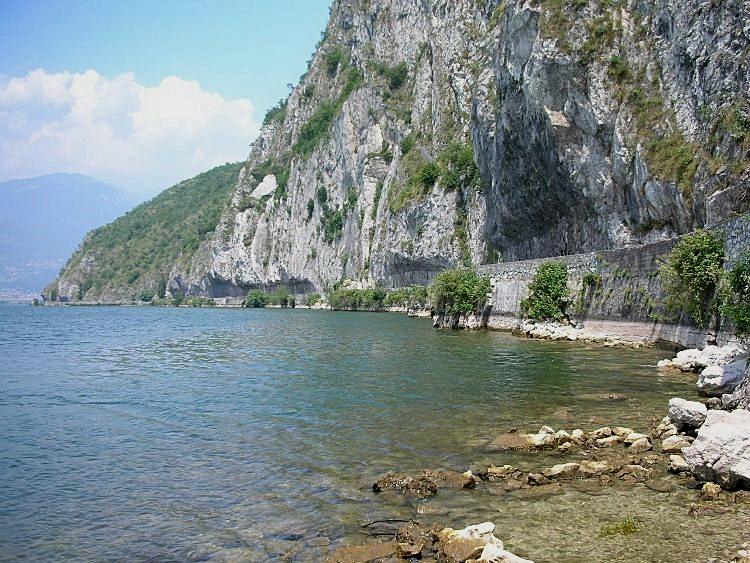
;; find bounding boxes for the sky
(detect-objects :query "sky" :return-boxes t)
[0,0,331,195]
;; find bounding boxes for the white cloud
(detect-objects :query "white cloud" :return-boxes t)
[0,69,260,193]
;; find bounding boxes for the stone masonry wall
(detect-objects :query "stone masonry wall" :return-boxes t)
[478,214,750,347]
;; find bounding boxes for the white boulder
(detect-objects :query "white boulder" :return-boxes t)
[250,174,277,198]
[683,409,750,489]
[437,522,533,563]
[668,398,708,428]
[659,344,747,372]
[698,359,748,396]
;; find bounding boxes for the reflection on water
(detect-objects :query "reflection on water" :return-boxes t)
[0,305,746,562]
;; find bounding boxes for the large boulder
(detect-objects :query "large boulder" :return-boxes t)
[660,344,747,372]
[668,398,708,428]
[683,409,750,489]
[698,359,749,396]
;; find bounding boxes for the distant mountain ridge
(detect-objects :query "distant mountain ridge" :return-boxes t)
[0,173,138,300]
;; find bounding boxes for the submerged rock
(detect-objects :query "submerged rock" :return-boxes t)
[542,463,580,480]
[700,482,722,501]
[668,398,708,429]
[668,455,691,473]
[629,437,653,453]
[372,473,437,497]
[661,435,692,454]
[683,409,750,489]
[325,541,398,562]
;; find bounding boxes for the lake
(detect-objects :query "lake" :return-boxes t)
[1,305,746,562]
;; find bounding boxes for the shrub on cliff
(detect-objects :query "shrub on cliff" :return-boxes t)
[721,253,750,334]
[521,261,569,320]
[660,230,725,327]
[243,289,269,308]
[430,268,490,316]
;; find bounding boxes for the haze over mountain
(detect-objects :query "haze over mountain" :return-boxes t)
[0,173,138,300]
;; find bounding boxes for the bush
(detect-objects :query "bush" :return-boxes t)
[660,230,725,327]
[324,46,345,75]
[417,161,441,190]
[439,142,481,191]
[521,261,569,320]
[304,292,322,306]
[721,253,750,334]
[328,287,387,310]
[263,99,287,125]
[307,198,315,220]
[243,289,269,308]
[322,208,344,243]
[269,287,290,307]
[400,134,415,156]
[186,297,214,307]
[430,268,491,316]
[384,285,429,308]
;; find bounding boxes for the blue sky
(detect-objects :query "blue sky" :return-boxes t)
[0,0,331,192]
[1,0,331,113]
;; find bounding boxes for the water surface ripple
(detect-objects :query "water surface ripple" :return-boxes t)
[0,305,745,562]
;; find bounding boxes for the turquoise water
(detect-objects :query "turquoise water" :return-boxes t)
[1,305,743,562]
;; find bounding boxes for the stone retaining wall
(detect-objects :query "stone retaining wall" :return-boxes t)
[478,214,750,347]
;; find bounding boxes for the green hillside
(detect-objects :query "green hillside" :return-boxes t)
[47,162,242,301]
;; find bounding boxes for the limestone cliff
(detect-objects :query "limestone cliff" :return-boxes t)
[48,0,750,302]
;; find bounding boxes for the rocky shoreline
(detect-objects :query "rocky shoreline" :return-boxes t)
[325,344,750,563]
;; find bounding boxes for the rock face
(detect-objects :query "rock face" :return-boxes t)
[683,409,750,489]
[47,0,750,301]
[722,363,750,410]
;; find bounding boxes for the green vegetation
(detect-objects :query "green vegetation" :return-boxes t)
[399,134,415,156]
[56,163,242,300]
[599,516,641,537]
[721,253,750,334]
[307,198,315,220]
[263,99,287,126]
[430,268,491,316]
[303,292,322,306]
[269,287,292,307]
[321,208,344,242]
[185,297,215,307]
[383,285,429,308]
[373,61,408,91]
[328,286,388,310]
[439,142,481,191]
[292,61,364,157]
[582,272,603,287]
[389,141,481,214]
[660,230,725,327]
[243,289,269,308]
[324,46,345,75]
[521,261,569,320]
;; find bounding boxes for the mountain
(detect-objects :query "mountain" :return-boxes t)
[46,0,749,303]
[43,164,242,302]
[0,174,137,300]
